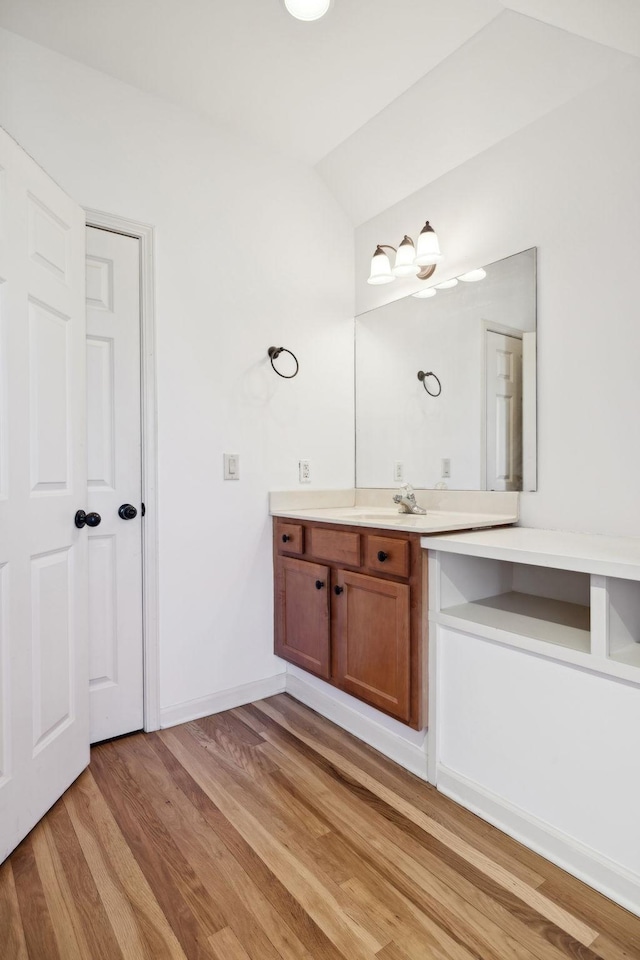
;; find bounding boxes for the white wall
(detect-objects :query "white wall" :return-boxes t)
[0,28,355,714]
[355,61,640,539]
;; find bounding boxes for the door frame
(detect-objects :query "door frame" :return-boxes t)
[479,320,523,492]
[84,209,160,732]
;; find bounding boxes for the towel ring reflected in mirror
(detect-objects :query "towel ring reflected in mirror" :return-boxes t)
[268,346,299,379]
[417,370,442,397]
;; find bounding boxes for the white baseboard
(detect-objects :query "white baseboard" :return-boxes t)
[285,672,429,780]
[160,674,287,729]
[438,765,640,919]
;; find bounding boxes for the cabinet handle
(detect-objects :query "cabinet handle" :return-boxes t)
[377,550,389,562]
[282,534,291,542]
[334,585,344,595]
[315,580,325,590]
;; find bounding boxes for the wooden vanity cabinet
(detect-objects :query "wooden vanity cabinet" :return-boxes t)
[274,519,426,729]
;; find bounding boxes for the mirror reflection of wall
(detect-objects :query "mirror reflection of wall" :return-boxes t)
[355,247,537,492]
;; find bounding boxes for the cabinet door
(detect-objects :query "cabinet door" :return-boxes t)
[275,557,330,678]
[334,570,411,722]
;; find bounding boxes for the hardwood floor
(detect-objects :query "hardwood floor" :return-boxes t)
[2,694,640,959]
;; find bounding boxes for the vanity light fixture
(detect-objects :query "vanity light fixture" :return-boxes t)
[367,221,442,285]
[433,278,458,290]
[283,0,332,20]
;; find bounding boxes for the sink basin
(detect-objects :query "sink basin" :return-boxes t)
[334,508,417,522]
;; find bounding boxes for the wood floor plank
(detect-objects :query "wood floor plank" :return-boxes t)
[116,731,309,960]
[0,860,29,960]
[3,695,640,960]
[208,926,256,960]
[253,715,602,960]
[45,798,125,960]
[266,745,592,960]
[253,697,548,889]
[64,770,188,960]
[30,818,92,960]
[10,835,62,960]
[160,724,383,960]
[178,720,392,953]
[90,740,226,960]
[147,733,348,960]
[253,697,598,948]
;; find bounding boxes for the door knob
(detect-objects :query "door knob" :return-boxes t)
[315,580,325,590]
[334,585,344,595]
[118,503,138,520]
[377,550,389,562]
[75,510,101,529]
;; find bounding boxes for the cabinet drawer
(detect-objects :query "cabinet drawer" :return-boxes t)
[365,535,410,578]
[277,522,304,555]
[308,527,361,567]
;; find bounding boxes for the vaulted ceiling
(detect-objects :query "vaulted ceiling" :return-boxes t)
[1,0,638,223]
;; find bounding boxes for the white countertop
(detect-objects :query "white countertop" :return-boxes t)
[423,526,640,580]
[271,505,517,534]
[269,488,519,535]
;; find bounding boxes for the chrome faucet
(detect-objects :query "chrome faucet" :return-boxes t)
[393,483,427,515]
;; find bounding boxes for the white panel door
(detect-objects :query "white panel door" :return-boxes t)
[86,226,143,743]
[485,331,523,491]
[0,127,88,862]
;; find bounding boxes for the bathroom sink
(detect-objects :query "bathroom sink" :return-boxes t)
[335,507,416,522]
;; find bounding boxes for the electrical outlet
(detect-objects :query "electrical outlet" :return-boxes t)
[441,458,451,479]
[298,459,311,483]
[223,453,240,480]
[393,460,404,482]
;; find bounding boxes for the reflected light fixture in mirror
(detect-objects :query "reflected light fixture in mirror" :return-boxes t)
[284,0,332,20]
[412,287,437,299]
[367,221,442,285]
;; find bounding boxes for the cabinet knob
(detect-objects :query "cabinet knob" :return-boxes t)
[282,534,291,543]
[315,580,325,590]
[334,585,344,595]
[377,550,389,562]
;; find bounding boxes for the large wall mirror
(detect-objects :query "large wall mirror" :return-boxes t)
[355,247,537,491]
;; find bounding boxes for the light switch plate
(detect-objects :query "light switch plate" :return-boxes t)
[224,453,240,480]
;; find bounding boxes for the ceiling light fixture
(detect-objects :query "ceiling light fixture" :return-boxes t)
[367,220,442,286]
[284,0,332,21]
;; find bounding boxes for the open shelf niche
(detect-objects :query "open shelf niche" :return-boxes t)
[438,553,591,654]
[607,578,640,667]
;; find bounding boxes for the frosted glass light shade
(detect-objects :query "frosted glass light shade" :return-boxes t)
[415,221,442,266]
[434,278,458,289]
[367,247,394,285]
[458,268,487,282]
[412,287,437,299]
[284,0,332,20]
[392,236,419,277]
